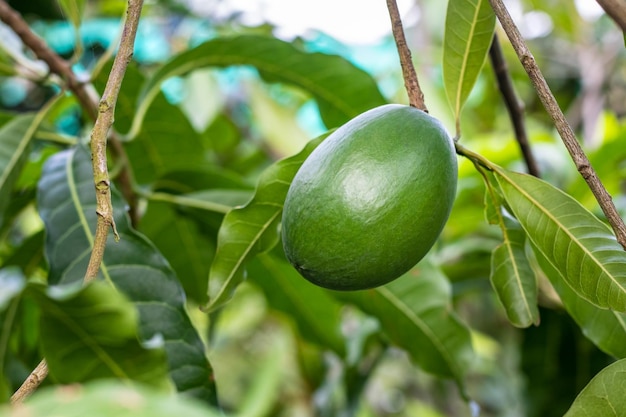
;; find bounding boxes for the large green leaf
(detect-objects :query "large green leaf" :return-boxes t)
[532,245,626,359]
[30,280,170,389]
[490,215,539,328]
[124,92,206,185]
[564,359,626,417]
[443,0,495,132]
[0,115,37,225]
[332,262,475,390]
[0,380,223,417]
[494,168,626,312]
[36,146,218,405]
[248,253,345,355]
[131,35,386,135]
[138,201,216,303]
[205,132,330,312]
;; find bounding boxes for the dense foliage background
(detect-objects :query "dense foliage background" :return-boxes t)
[1,0,625,416]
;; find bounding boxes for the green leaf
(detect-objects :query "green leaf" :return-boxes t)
[564,359,626,417]
[29,280,170,389]
[532,245,626,359]
[152,168,252,195]
[490,215,540,328]
[483,169,539,327]
[132,35,386,136]
[37,146,218,406]
[494,168,626,312]
[0,380,223,417]
[0,115,38,225]
[0,268,26,399]
[443,0,495,133]
[332,262,475,391]
[138,201,216,303]
[248,253,345,355]
[124,93,206,185]
[204,132,330,312]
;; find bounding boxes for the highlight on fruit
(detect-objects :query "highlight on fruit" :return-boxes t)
[281,104,458,291]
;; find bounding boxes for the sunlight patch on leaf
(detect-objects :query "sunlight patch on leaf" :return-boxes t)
[0,380,224,417]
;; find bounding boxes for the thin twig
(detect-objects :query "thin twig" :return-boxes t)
[489,0,626,250]
[596,0,626,33]
[84,0,143,281]
[386,0,427,111]
[10,361,48,404]
[0,0,139,225]
[488,33,540,177]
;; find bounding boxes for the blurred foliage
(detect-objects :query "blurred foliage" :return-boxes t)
[0,0,625,416]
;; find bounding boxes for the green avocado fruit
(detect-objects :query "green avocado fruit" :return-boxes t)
[281,104,458,291]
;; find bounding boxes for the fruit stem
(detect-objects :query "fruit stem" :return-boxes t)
[454,141,495,172]
[386,0,428,112]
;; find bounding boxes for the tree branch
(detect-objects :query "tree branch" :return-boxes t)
[596,0,626,33]
[386,0,427,111]
[489,0,626,250]
[5,0,145,403]
[489,33,540,177]
[0,0,139,226]
[84,0,143,281]
[9,361,47,404]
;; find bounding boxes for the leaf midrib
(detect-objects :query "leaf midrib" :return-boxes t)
[499,219,534,323]
[453,0,485,118]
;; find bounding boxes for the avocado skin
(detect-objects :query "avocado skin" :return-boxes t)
[281,104,457,291]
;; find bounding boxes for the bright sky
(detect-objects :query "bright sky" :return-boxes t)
[189,0,605,44]
[189,0,417,44]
